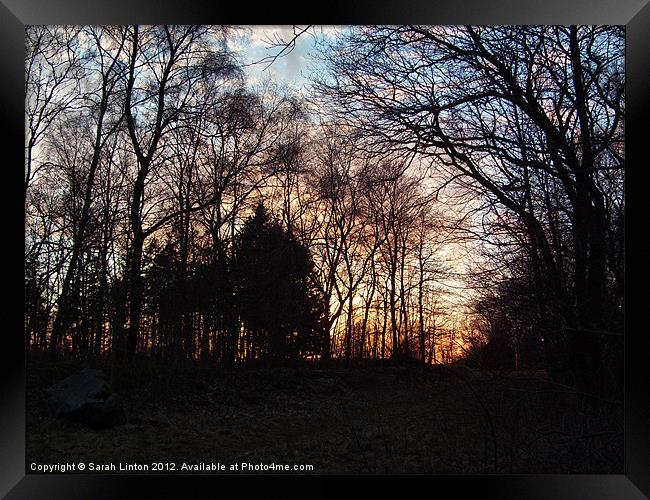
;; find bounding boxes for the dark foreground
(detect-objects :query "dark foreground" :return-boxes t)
[27,359,623,474]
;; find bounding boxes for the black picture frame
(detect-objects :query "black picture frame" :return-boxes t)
[3,1,648,497]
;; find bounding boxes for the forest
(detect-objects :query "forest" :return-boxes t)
[25,25,624,473]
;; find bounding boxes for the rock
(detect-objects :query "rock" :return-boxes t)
[64,395,127,429]
[46,368,126,429]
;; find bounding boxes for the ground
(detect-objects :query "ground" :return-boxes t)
[26,358,623,474]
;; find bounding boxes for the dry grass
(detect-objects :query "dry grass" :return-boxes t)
[26,358,623,474]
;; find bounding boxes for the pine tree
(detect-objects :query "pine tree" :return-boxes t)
[232,204,327,363]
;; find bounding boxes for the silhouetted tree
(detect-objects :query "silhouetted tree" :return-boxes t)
[316,25,624,392]
[25,263,50,351]
[142,240,182,357]
[24,25,622,385]
[232,204,328,363]
[468,274,545,370]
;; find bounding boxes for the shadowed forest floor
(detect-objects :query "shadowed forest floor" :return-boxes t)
[26,359,623,474]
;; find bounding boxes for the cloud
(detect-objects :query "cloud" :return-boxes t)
[234,25,324,92]
[247,25,308,48]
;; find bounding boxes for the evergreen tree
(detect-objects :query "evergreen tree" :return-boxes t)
[232,204,328,363]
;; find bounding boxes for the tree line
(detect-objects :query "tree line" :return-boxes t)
[25,25,624,393]
[25,25,458,366]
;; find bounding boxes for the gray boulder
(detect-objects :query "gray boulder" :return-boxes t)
[46,368,126,429]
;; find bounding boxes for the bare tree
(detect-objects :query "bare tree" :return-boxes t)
[49,26,128,355]
[118,25,238,359]
[316,25,623,389]
[25,26,84,198]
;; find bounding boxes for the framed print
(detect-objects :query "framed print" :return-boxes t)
[2,0,649,497]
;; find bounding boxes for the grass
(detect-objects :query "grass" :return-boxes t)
[26,357,623,474]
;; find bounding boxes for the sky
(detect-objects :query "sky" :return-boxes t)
[229,26,342,94]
